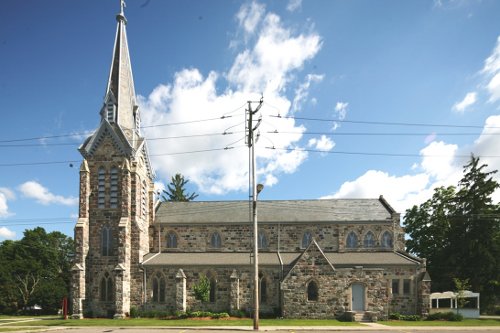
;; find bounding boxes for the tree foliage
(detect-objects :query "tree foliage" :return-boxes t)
[404,156,500,313]
[162,173,198,202]
[0,227,74,314]
[193,274,210,303]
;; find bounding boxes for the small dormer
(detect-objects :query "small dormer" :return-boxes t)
[101,91,117,124]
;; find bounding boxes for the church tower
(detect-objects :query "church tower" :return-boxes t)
[72,1,154,318]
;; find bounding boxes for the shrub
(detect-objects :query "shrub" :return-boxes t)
[211,312,229,319]
[426,312,463,321]
[337,312,355,322]
[389,312,401,320]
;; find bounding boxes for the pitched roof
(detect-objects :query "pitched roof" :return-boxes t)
[142,251,418,267]
[155,198,395,225]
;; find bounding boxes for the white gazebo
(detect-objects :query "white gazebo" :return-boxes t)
[430,290,480,318]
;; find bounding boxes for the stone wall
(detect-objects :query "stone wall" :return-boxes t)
[150,222,399,253]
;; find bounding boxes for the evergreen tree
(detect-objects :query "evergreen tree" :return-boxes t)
[404,156,500,313]
[162,173,198,202]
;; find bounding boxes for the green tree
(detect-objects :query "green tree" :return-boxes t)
[0,227,74,314]
[404,156,500,313]
[193,274,210,302]
[162,173,198,202]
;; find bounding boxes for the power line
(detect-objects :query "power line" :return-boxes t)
[268,114,500,129]
[0,115,240,144]
[268,131,500,137]
[265,146,500,158]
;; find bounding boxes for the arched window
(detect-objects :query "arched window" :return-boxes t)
[166,231,178,249]
[110,167,119,208]
[97,167,106,208]
[363,231,375,248]
[141,180,147,218]
[101,226,111,256]
[259,273,268,304]
[152,273,165,303]
[99,272,113,302]
[346,231,358,249]
[210,232,222,248]
[206,273,217,303]
[381,231,393,248]
[302,231,312,248]
[258,230,268,249]
[307,280,318,301]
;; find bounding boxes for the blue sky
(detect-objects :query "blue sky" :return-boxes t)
[1,0,500,240]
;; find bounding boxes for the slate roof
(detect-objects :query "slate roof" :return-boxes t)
[142,251,418,267]
[154,198,395,225]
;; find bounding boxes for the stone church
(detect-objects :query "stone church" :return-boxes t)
[71,4,431,320]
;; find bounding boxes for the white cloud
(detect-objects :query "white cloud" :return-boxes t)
[287,0,302,12]
[291,74,324,113]
[140,2,321,195]
[308,135,335,152]
[0,227,15,240]
[236,1,265,36]
[332,101,348,130]
[452,91,477,113]
[322,170,430,214]
[482,36,500,102]
[420,141,459,181]
[0,187,15,218]
[18,181,78,206]
[482,36,500,75]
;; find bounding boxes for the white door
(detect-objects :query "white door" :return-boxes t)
[352,283,365,311]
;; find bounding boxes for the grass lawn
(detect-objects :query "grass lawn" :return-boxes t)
[5,318,359,327]
[380,318,500,326]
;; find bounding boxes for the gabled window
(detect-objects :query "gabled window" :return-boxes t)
[307,280,319,301]
[346,231,358,249]
[98,167,106,209]
[152,273,166,303]
[101,226,111,256]
[210,232,222,248]
[363,231,375,248]
[302,231,312,248]
[110,167,119,208]
[381,231,393,249]
[258,230,268,249]
[166,231,178,249]
[100,272,113,302]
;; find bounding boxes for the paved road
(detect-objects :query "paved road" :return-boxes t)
[14,326,500,333]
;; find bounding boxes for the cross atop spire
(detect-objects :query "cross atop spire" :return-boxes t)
[120,0,126,16]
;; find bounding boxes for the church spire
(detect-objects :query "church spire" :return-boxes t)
[102,0,140,140]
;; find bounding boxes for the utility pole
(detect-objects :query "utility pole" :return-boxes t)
[246,97,263,331]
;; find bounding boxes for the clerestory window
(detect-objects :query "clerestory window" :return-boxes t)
[302,231,312,248]
[258,230,268,249]
[210,232,222,248]
[381,231,393,249]
[363,231,375,248]
[166,231,178,249]
[346,231,358,249]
